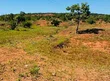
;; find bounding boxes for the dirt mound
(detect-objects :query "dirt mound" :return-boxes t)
[59,22,70,27]
[96,20,110,28]
[58,26,73,37]
[34,20,51,27]
[83,41,110,53]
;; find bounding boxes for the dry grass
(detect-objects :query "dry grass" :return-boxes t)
[0,24,110,81]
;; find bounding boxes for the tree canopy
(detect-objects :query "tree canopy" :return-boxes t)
[66,3,90,33]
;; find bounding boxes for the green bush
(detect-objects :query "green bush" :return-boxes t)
[103,15,110,23]
[16,16,25,24]
[30,65,40,75]
[86,17,96,24]
[23,22,32,28]
[51,19,61,26]
[10,21,17,30]
[54,38,69,48]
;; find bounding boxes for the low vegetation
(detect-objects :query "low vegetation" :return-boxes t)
[30,65,40,75]
[51,19,61,26]
[0,3,110,81]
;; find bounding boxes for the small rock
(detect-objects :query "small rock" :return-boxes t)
[25,65,28,68]
[52,72,56,76]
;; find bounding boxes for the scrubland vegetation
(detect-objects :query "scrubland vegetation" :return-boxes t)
[0,3,110,81]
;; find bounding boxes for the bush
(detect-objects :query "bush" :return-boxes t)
[23,22,32,28]
[103,15,110,23]
[10,21,17,30]
[86,17,96,24]
[30,65,40,75]
[54,38,69,49]
[51,19,61,26]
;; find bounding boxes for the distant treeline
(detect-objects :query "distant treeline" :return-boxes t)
[0,12,110,24]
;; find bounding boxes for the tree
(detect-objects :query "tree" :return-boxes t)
[20,11,25,16]
[51,19,61,26]
[14,11,26,24]
[10,21,17,30]
[8,13,14,21]
[23,21,32,28]
[15,15,25,24]
[66,3,90,33]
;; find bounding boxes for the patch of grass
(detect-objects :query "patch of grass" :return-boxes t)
[30,65,40,75]
[0,25,62,48]
[19,73,25,77]
[0,21,9,30]
[16,78,21,81]
[24,35,69,55]
[53,36,69,49]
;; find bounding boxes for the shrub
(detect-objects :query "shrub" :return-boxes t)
[51,19,61,26]
[103,15,110,23]
[86,17,96,24]
[23,22,32,28]
[30,65,40,75]
[10,21,17,30]
[15,15,25,24]
[54,38,69,49]
[19,73,25,77]
[25,16,31,21]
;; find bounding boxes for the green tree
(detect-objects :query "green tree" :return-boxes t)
[66,3,90,33]
[10,21,17,30]
[20,11,25,16]
[23,21,32,28]
[8,13,14,21]
[15,11,26,24]
[51,19,61,26]
[15,15,25,24]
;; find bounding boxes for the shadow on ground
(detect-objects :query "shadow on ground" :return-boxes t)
[78,28,105,34]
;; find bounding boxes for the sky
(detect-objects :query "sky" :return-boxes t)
[0,0,110,15]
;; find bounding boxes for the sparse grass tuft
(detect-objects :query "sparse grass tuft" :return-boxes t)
[30,65,40,75]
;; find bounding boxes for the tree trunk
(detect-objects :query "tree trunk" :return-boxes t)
[76,20,80,34]
[76,13,80,34]
[76,17,80,34]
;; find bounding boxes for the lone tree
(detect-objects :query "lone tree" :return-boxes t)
[15,11,26,24]
[66,3,90,33]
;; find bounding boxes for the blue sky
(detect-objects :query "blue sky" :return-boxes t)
[0,0,110,15]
